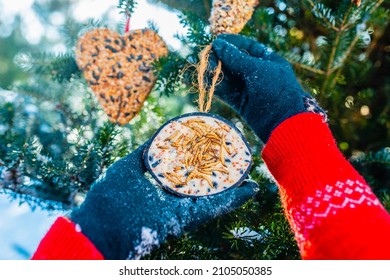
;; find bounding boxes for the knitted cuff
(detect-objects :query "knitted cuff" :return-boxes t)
[31,217,104,260]
[302,95,328,123]
[262,112,362,205]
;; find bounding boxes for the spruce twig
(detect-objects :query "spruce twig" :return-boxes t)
[2,183,73,209]
[306,0,339,32]
[290,61,325,75]
[117,0,138,15]
[320,4,353,93]
[321,0,385,93]
[328,32,360,90]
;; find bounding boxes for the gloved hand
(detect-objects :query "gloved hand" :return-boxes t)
[209,34,327,143]
[70,142,258,260]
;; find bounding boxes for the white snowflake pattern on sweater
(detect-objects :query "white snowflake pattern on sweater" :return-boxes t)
[289,179,383,246]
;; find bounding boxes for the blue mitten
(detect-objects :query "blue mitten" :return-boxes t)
[70,142,258,259]
[209,34,327,143]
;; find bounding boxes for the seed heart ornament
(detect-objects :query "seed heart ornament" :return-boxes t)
[209,0,259,35]
[75,28,168,125]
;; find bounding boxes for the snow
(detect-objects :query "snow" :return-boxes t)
[229,227,264,246]
[255,163,276,183]
[130,227,159,260]
[0,193,64,259]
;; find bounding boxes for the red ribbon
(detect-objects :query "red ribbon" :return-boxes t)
[125,14,130,33]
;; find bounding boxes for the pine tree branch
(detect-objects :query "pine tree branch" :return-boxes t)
[117,0,138,15]
[320,4,354,93]
[336,32,360,68]
[14,52,79,83]
[352,0,386,60]
[2,184,73,209]
[323,0,385,92]
[321,33,341,93]
[365,27,384,60]
[290,60,325,75]
[328,32,360,89]
[341,0,384,31]
[0,144,75,209]
[306,0,340,32]
[371,0,385,16]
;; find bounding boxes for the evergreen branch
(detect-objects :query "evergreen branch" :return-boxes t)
[321,32,341,93]
[60,19,84,48]
[78,19,108,36]
[4,138,77,207]
[322,0,385,92]
[351,147,390,167]
[290,60,325,75]
[178,11,213,46]
[371,0,385,15]
[1,164,74,209]
[380,192,390,213]
[14,52,79,82]
[117,0,138,15]
[363,5,389,58]
[320,3,354,93]
[13,82,55,102]
[1,182,73,209]
[333,31,358,69]
[147,20,159,33]
[96,122,121,169]
[306,0,339,32]
[328,32,360,89]
[341,0,384,31]
[339,2,354,31]
[50,53,80,82]
[153,52,188,96]
[350,148,390,192]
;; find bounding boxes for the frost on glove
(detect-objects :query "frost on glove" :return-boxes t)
[33,142,258,260]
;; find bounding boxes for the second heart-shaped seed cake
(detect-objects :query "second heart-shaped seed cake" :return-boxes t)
[209,0,259,35]
[75,28,168,125]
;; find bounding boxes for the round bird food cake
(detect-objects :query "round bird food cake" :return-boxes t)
[144,112,252,197]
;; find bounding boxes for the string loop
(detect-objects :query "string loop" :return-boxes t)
[124,12,131,33]
[197,44,222,112]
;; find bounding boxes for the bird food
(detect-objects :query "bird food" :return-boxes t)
[144,112,252,197]
[209,0,259,35]
[75,28,168,125]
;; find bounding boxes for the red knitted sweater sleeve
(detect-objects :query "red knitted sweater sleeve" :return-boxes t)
[262,112,390,259]
[31,217,104,260]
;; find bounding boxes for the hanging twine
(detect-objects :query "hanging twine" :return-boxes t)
[124,11,131,33]
[197,44,222,112]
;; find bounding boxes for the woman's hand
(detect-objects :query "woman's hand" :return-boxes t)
[70,142,258,259]
[209,34,327,143]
